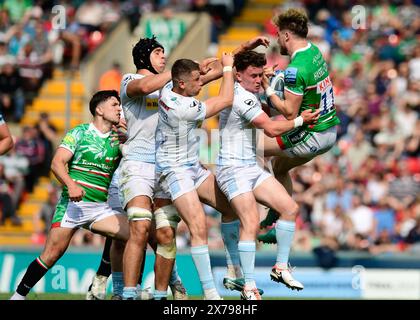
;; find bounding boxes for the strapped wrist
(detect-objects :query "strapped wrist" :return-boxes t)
[293,116,304,128]
[265,87,276,97]
[223,66,233,73]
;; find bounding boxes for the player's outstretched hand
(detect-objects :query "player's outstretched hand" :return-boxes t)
[245,36,270,50]
[263,64,278,79]
[221,52,234,67]
[262,74,270,89]
[301,109,321,125]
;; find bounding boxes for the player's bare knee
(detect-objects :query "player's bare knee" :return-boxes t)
[129,223,150,244]
[242,223,259,237]
[41,247,64,267]
[188,222,207,240]
[281,204,299,220]
[156,226,174,246]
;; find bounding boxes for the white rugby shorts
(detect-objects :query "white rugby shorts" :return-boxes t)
[216,164,272,201]
[157,163,211,201]
[52,200,122,230]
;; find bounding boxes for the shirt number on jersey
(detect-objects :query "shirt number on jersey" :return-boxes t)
[316,77,334,116]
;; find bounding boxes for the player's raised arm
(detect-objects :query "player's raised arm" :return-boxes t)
[126,70,172,97]
[200,57,223,85]
[232,36,270,55]
[203,52,234,118]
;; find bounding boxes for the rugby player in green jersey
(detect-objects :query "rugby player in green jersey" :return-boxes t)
[258,9,340,284]
[10,90,129,300]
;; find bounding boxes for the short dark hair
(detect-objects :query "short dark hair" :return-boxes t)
[171,59,200,85]
[89,90,120,116]
[233,50,266,72]
[273,8,309,38]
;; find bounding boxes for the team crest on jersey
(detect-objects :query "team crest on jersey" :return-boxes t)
[285,67,298,84]
[123,75,134,85]
[244,99,255,106]
[146,98,158,110]
[62,134,76,146]
[105,156,119,163]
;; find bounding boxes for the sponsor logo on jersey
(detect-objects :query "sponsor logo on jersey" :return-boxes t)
[160,100,170,111]
[317,76,331,92]
[284,67,298,84]
[146,98,158,110]
[289,128,308,144]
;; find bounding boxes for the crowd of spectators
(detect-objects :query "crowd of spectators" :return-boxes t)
[0,0,135,124]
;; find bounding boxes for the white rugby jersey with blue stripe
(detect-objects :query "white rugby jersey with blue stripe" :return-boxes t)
[217,82,264,166]
[155,82,207,171]
[120,73,161,163]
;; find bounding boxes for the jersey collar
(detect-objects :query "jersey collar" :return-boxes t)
[89,123,111,138]
[291,42,312,61]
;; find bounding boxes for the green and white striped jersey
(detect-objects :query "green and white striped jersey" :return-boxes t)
[59,123,121,202]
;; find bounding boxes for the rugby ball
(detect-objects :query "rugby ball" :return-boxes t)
[260,69,285,116]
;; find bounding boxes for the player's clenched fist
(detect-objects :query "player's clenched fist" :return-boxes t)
[221,52,234,67]
[68,183,86,202]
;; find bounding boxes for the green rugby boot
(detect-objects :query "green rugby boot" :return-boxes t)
[259,209,278,229]
[223,277,264,296]
[257,228,277,244]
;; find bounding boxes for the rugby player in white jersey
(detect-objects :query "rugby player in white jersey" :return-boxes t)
[155,53,235,300]
[119,36,221,300]
[87,117,188,300]
[216,50,319,299]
